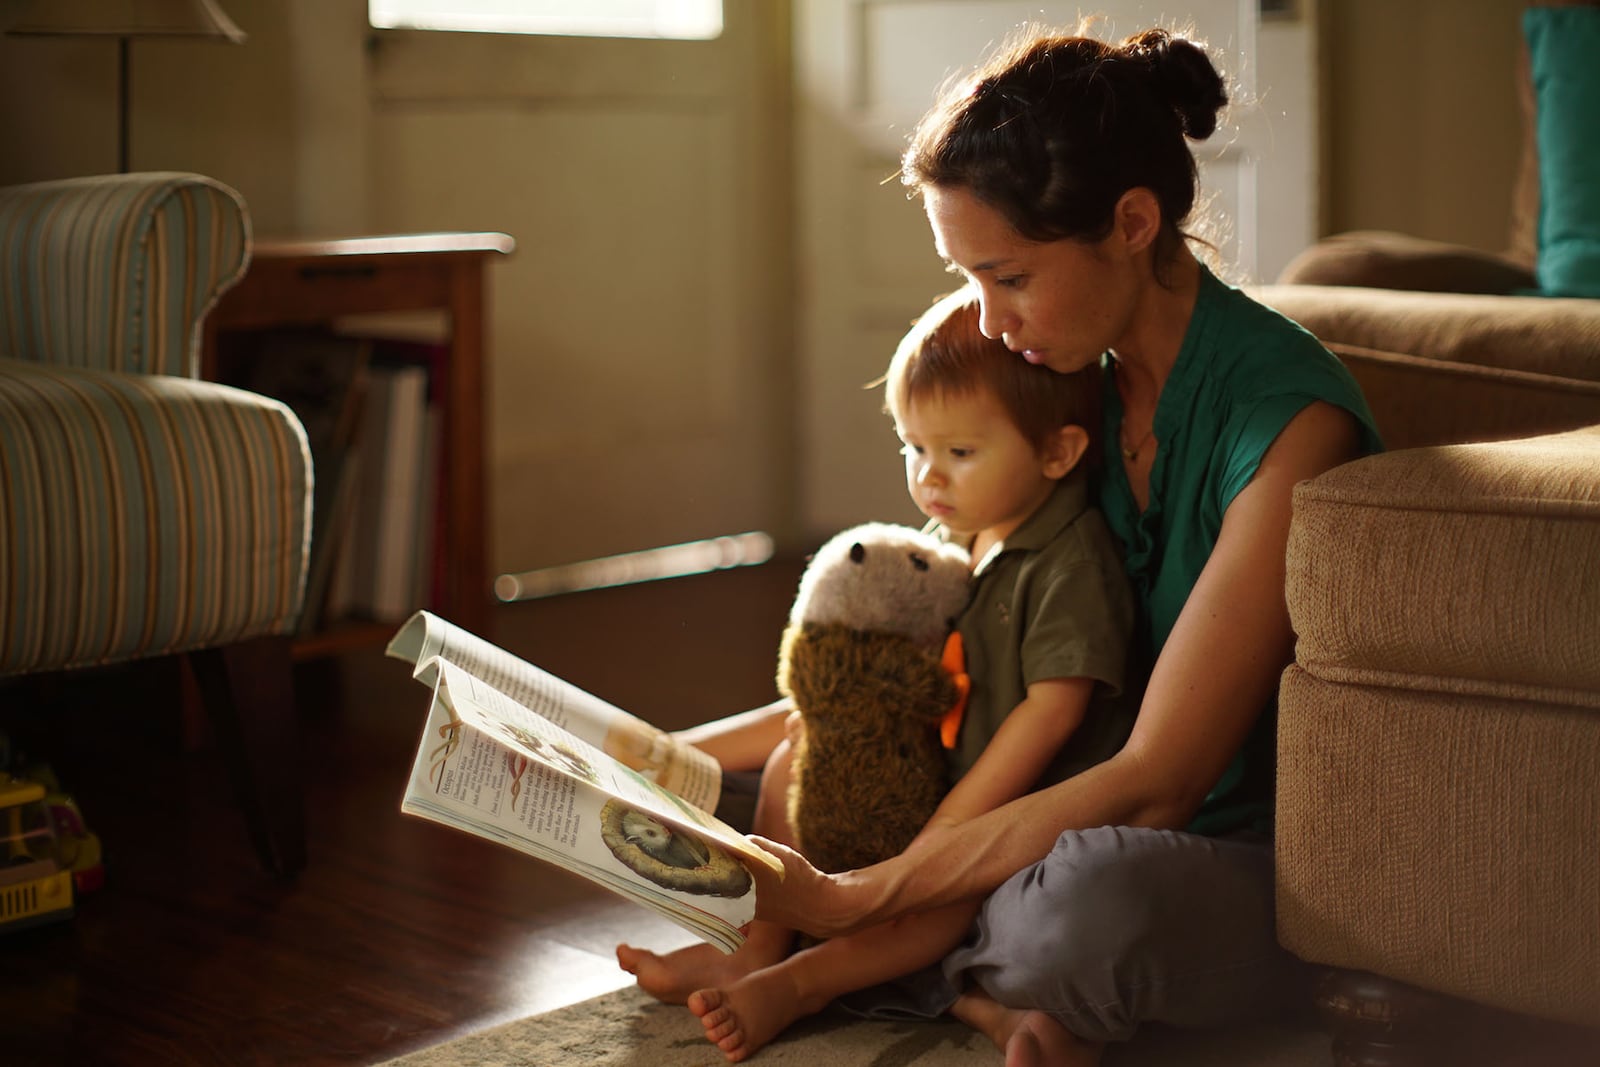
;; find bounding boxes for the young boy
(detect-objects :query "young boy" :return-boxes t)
[618,287,1136,1062]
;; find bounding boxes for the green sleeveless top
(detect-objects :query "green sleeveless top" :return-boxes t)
[1097,267,1383,836]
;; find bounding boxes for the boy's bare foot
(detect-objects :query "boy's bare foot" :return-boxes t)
[615,943,720,1004]
[616,922,793,1004]
[952,990,1102,1067]
[688,964,828,1064]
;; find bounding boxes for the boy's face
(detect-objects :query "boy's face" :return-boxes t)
[895,387,1072,543]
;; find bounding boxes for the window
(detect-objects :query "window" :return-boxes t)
[369,0,722,40]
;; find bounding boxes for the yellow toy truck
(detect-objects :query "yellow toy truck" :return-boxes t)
[0,776,75,933]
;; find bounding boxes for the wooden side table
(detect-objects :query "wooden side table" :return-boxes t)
[202,232,515,656]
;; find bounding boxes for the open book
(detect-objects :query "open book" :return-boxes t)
[387,610,781,953]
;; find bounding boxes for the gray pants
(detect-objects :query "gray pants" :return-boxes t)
[844,825,1312,1043]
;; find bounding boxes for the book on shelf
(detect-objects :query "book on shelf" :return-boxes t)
[345,361,430,622]
[326,335,449,626]
[387,611,781,953]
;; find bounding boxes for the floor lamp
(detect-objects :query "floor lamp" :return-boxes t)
[5,0,246,173]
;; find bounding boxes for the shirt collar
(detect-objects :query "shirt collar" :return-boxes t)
[931,473,1090,576]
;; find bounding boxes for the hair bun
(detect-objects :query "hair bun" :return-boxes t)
[1122,28,1227,140]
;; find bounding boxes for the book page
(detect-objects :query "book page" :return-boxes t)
[387,611,721,811]
[426,659,779,875]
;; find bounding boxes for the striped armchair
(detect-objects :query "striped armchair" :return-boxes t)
[0,172,312,875]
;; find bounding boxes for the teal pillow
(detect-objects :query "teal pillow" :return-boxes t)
[1524,6,1600,297]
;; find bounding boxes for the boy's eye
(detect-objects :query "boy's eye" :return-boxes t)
[900,444,924,457]
[949,447,972,458]
[996,275,1024,289]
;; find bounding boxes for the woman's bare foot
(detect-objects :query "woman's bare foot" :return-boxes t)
[617,921,793,1004]
[952,990,1102,1067]
[687,962,829,1064]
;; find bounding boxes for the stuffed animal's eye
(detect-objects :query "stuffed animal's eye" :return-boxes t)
[908,552,929,571]
[850,543,866,564]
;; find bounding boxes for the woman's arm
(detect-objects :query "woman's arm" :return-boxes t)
[673,697,793,772]
[751,401,1364,937]
[1120,400,1364,825]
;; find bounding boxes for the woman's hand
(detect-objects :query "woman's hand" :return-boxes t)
[745,835,884,939]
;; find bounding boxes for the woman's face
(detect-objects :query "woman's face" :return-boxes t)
[923,184,1134,375]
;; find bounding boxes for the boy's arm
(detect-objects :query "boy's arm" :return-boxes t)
[913,676,1094,840]
[672,697,794,772]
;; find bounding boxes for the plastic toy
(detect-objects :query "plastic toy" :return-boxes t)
[0,775,75,933]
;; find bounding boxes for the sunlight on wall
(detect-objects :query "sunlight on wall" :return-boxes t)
[494,533,775,602]
[369,0,722,39]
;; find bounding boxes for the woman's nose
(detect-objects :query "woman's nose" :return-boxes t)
[977,292,1012,341]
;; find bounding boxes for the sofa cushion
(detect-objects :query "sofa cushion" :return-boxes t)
[1285,425,1600,704]
[1525,5,1600,297]
[1273,230,1536,295]
[1324,341,1600,451]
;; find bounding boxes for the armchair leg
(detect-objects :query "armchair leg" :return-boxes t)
[1315,968,1452,1067]
[189,636,306,877]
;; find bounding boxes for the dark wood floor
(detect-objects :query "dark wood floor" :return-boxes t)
[0,557,806,1067]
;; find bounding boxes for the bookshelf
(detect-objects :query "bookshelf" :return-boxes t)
[202,232,515,659]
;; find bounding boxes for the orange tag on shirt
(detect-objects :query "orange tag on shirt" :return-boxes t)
[939,630,971,750]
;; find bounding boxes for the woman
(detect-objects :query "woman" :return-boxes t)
[636,24,1382,1066]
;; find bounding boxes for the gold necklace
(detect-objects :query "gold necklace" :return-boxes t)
[1120,423,1155,461]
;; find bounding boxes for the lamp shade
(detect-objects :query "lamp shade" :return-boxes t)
[6,0,246,42]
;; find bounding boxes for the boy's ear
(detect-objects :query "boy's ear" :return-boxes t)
[1042,425,1090,479]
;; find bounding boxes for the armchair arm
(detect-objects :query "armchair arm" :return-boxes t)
[0,172,250,378]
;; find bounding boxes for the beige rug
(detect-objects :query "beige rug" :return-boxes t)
[377,984,994,1066]
[377,984,1331,1066]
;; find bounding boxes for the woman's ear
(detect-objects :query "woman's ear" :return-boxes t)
[1113,188,1163,255]
[1042,425,1090,479]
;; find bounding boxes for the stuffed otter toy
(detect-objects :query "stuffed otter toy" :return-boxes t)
[778,523,971,874]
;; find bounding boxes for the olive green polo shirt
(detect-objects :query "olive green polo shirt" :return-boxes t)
[933,474,1138,791]
[1097,266,1384,836]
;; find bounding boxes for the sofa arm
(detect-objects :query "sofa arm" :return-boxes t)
[0,172,250,378]
[1248,283,1600,384]
[0,357,311,674]
[1278,426,1600,1027]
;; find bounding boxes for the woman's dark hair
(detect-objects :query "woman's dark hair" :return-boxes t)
[902,26,1228,272]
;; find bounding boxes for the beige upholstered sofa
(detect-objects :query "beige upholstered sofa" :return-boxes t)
[1244,282,1600,1061]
